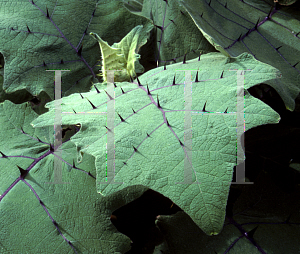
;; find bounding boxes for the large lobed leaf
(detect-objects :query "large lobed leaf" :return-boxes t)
[133,0,219,66]
[0,100,148,253]
[177,0,300,111]
[32,52,281,235]
[0,0,153,100]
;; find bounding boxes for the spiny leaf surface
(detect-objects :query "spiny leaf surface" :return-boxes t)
[31,52,281,235]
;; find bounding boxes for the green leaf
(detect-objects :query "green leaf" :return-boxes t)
[178,0,300,111]
[197,27,231,58]
[89,22,154,82]
[31,52,281,235]
[0,0,153,99]
[154,171,300,254]
[0,100,145,253]
[135,0,219,66]
[277,0,299,5]
[290,162,300,172]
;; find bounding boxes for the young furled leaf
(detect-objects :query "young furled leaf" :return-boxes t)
[90,22,154,82]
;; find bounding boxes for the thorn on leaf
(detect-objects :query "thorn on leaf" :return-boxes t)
[117,112,125,122]
[220,70,224,78]
[179,140,184,146]
[0,151,8,158]
[195,71,199,82]
[130,75,134,83]
[77,44,83,56]
[105,90,113,100]
[247,226,258,238]
[147,84,151,95]
[20,126,25,134]
[52,220,58,227]
[172,75,176,85]
[155,25,163,31]
[94,85,100,93]
[73,159,77,169]
[166,118,170,126]
[292,61,299,68]
[87,98,97,109]
[202,101,207,112]
[157,94,161,108]
[17,165,27,179]
[183,53,187,64]
[136,76,142,86]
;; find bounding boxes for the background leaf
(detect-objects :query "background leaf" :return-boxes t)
[178,0,300,111]
[0,0,153,99]
[0,100,150,253]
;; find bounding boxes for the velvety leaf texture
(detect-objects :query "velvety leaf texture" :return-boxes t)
[0,100,148,253]
[31,52,281,235]
[89,22,154,82]
[178,0,300,111]
[0,0,153,100]
[1,0,299,253]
